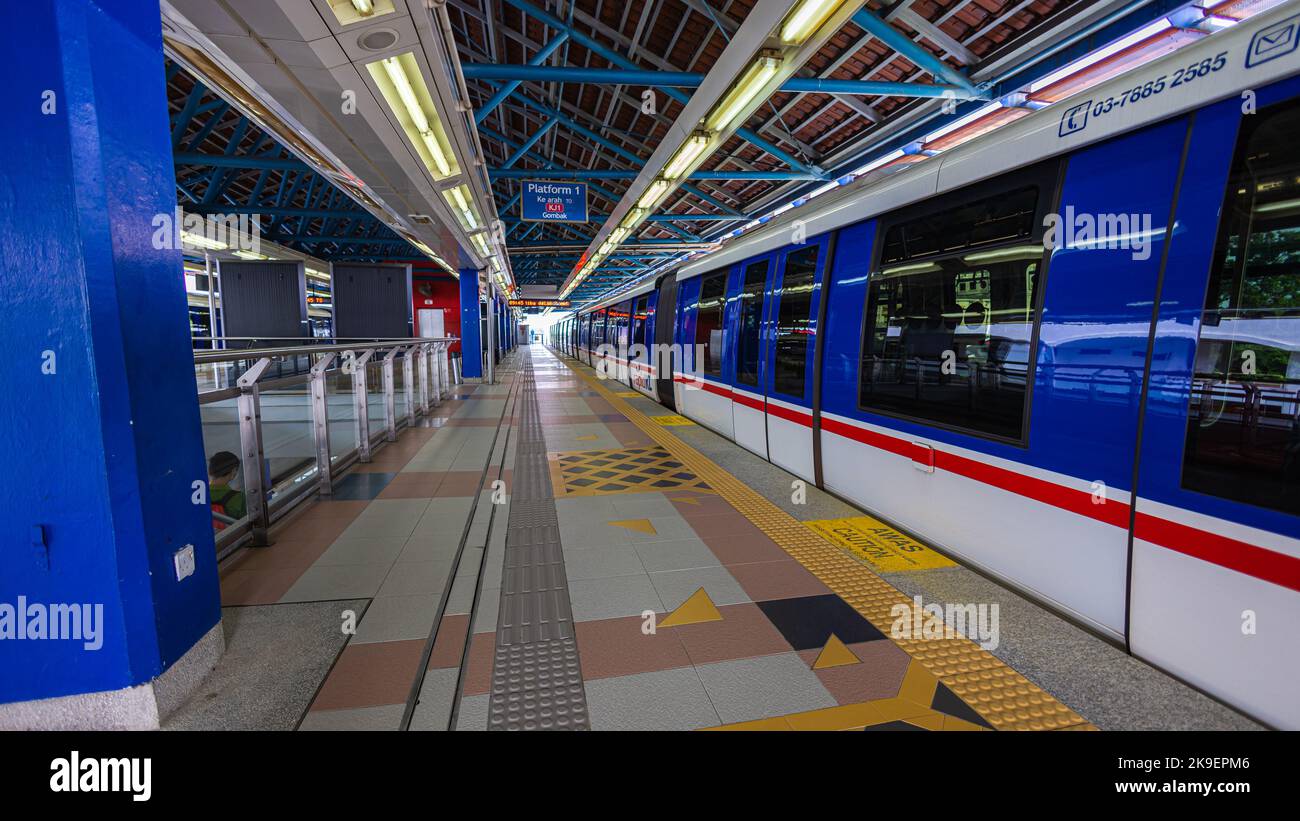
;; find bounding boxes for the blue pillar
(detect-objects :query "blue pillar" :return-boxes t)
[459,268,483,379]
[0,0,222,724]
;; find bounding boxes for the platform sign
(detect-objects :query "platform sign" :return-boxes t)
[521,180,588,223]
[805,516,956,572]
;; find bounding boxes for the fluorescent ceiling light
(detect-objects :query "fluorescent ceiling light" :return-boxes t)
[663,132,712,180]
[442,185,480,232]
[706,54,781,132]
[370,55,455,178]
[181,231,226,250]
[233,250,268,260]
[638,179,671,210]
[351,0,374,15]
[780,0,848,45]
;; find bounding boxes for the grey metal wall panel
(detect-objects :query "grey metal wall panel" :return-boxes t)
[332,263,412,339]
[217,261,308,346]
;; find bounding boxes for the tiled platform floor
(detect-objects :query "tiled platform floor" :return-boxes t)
[179,345,1259,732]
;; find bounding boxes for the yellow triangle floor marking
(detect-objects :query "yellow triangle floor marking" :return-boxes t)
[658,588,723,627]
[575,434,598,441]
[812,634,861,670]
[897,659,940,706]
[669,496,702,505]
[607,518,657,535]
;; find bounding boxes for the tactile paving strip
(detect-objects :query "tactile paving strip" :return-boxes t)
[561,359,1092,731]
[488,352,590,730]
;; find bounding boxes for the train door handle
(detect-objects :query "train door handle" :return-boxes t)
[911,443,935,473]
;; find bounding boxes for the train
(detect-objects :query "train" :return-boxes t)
[549,6,1300,729]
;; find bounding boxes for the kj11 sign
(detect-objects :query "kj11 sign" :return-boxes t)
[521,181,588,223]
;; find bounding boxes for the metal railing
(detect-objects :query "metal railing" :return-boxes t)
[196,337,459,559]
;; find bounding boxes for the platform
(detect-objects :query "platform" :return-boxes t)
[172,344,1258,732]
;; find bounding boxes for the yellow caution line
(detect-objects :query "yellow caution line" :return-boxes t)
[559,356,1092,732]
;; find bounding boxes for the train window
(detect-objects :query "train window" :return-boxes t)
[694,272,726,378]
[607,305,626,350]
[1183,100,1300,516]
[773,247,819,397]
[859,235,1043,439]
[881,186,1039,264]
[632,296,649,347]
[735,260,768,388]
[593,309,607,348]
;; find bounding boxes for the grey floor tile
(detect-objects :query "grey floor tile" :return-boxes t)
[559,523,631,550]
[351,593,439,644]
[314,536,408,567]
[609,493,677,519]
[445,570,480,615]
[555,497,621,524]
[297,704,405,731]
[414,497,475,531]
[564,544,647,580]
[568,574,663,622]
[648,565,749,611]
[342,499,429,539]
[279,563,392,602]
[395,533,460,563]
[584,667,720,731]
[472,586,501,633]
[376,559,453,598]
[454,694,490,731]
[633,537,721,573]
[408,668,458,731]
[694,653,836,725]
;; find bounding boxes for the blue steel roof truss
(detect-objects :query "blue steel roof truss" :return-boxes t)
[442,0,1106,307]
[166,60,430,264]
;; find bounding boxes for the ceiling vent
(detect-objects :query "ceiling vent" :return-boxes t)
[357,27,400,52]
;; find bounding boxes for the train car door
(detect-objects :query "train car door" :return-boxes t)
[629,294,653,395]
[731,255,775,459]
[677,269,733,437]
[1129,88,1300,729]
[653,274,678,411]
[762,236,832,481]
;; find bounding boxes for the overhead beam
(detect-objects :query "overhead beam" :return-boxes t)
[462,64,984,99]
[475,33,570,125]
[497,0,819,176]
[850,9,978,93]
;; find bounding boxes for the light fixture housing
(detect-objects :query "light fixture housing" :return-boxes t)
[779,0,848,45]
[368,53,458,180]
[442,184,481,232]
[706,53,781,132]
[637,178,671,211]
[662,131,713,180]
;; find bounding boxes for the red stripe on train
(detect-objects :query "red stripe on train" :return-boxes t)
[1134,513,1300,592]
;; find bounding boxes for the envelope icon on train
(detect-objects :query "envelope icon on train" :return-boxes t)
[1246,17,1300,67]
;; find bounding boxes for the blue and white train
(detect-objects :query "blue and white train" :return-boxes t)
[551,6,1300,729]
